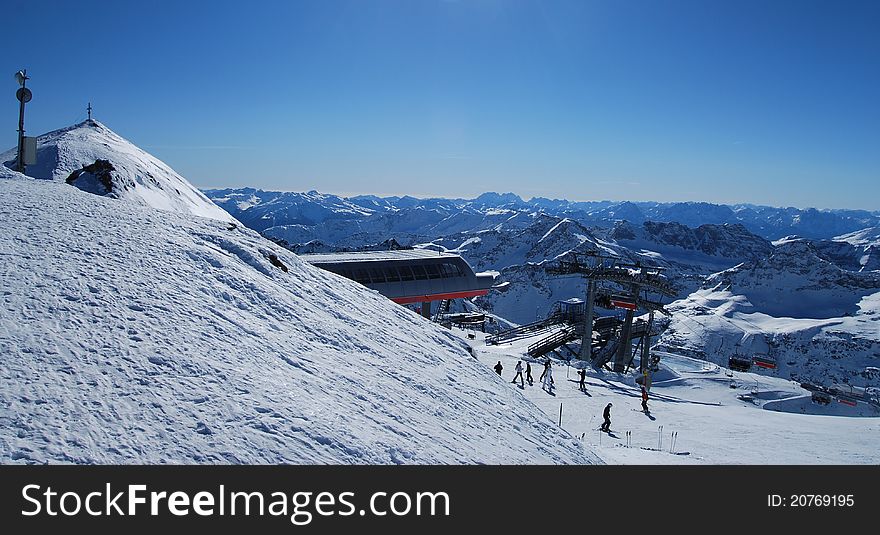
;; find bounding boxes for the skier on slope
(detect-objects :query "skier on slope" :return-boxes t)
[578,368,587,392]
[600,403,612,432]
[641,386,649,413]
[511,361,524,387]
[526,362,534,386]
[539,358,551,382]
[494,361,503,376]
[542,363,555,393]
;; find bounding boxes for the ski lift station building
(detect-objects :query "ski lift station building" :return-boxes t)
[300,249,501,318]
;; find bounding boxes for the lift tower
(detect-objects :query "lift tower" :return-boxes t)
[547,252,677,372]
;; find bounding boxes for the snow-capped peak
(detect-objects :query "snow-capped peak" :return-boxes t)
[1,120,234,222]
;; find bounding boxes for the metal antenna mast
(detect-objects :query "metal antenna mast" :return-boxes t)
[14,69,31,173]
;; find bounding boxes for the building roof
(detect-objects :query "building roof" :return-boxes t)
[300,249,457,264]
[299,248,498,304]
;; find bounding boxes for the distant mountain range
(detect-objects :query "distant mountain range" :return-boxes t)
[204,188,880,241]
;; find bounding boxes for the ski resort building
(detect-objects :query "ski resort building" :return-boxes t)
[300,249,500,318]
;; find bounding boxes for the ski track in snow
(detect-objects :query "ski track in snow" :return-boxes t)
[0,175,599,465]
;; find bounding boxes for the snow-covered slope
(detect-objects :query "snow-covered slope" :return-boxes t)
[1,120,233,222]
[657,241,880,388]
[812,227,880,272]
[835,226,880,248]
[0,173,597,464]
[469,329,880,465]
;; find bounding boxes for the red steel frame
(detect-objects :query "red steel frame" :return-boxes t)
[391,289,489,305]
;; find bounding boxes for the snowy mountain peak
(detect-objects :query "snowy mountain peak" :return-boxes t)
[1,120,233,222]
[473,191,525,207]
[771,238,819,259]
[593,201,645,223]
[207,188,374,231]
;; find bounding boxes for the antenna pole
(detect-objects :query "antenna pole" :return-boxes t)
[87,102,92,121]
[16,70,27,173]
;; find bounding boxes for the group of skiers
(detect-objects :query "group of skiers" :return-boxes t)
[493,357,653,434]
[494,358,554,391]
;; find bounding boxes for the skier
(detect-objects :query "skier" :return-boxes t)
[539,358,551,382]
[641,386,649,413]
[578,368,586,392]
[526,362,534,386]
[511,361,524,387]
[542,363,555,393]
[493,361,503,376]
[600,402,612,432]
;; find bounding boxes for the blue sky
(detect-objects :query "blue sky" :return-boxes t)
[4,0,878,210]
